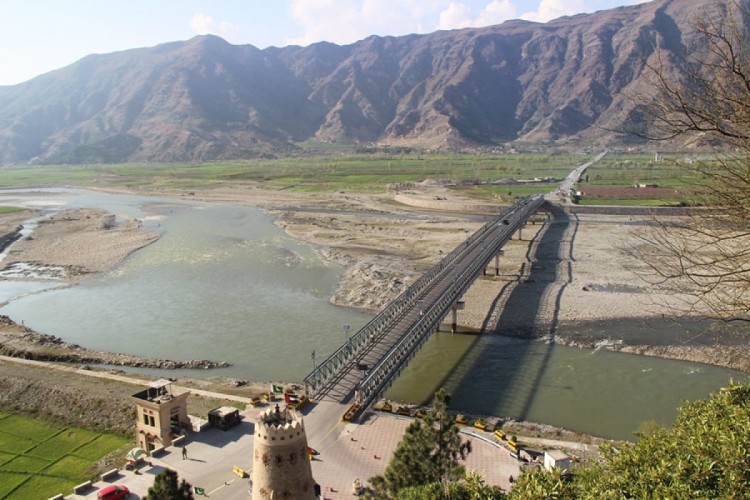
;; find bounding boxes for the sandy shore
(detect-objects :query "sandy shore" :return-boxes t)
[1,184,748,373]
[1,208,159,285]
[176,184,750,372]
[0,207,232,369]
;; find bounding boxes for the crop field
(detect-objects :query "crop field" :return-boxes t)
[0,150,703,206]
[0,412,128,499]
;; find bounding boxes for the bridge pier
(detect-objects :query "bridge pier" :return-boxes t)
[304,194,550,409]
[494,249,504,276]
[451,300,465,333]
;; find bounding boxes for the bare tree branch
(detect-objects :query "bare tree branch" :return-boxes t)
[620,1,750,324]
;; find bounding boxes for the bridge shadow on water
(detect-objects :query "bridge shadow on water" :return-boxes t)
[440,206,580,421]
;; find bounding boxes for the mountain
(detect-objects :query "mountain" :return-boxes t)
[0,0,735,164]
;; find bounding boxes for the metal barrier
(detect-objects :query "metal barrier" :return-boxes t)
[354,195,545,408]
[303,194,545,399]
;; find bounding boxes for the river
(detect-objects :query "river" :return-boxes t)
[0,188,746,440]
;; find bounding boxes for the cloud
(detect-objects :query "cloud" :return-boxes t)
[521,0,588,23]
[287,0,452,46]
[437,1,518,31]
[476,0,518,25]
[190,12,239,40]
[190,13,214,35]
[437,3,473,30]
[285,0,633,47]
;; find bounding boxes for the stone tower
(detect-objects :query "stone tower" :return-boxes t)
[252,405,316,499]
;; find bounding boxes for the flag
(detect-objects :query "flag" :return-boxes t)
[271,384,283,394]
[194,486,205,496]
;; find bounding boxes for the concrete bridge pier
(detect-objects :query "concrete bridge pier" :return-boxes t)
[494,250,504,276]
[450,300,465,333]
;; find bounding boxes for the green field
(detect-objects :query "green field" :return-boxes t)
[0,412,129,499]
[0,150,703,206]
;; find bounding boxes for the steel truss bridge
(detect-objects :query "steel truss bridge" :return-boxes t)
[303,194,547,413]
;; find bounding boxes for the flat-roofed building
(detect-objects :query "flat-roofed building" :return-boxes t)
[131,379,190,453]
[544,449,571,474]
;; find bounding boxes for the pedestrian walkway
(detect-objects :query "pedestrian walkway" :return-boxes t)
[0,354,253,403]
[310,413,519,498]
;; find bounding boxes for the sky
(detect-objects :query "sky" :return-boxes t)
[0,0,648,86]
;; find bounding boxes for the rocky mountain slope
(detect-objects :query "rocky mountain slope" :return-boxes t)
[0,0,734,164]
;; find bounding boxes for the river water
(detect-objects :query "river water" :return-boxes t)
[0,188,745,440]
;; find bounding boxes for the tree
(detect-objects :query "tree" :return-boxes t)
[145,468,194,500]
[368,389,472,498]
[626,0,750,324]
[398,473,506,499]
[507,467,574,500]
[508,382,750,498]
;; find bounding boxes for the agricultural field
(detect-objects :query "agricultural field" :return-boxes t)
[0,150,703,205]
[0,412,128,499]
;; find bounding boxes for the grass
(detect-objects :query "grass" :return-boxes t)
[0,412,129,499]
[0,151,704,206]
[0,206,27,214]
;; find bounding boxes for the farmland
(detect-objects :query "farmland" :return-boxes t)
[0,150,701,205]
[0,412,128,499]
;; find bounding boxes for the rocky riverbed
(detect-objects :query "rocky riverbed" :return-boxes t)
[0,207,229,369]
[0,185,748,374]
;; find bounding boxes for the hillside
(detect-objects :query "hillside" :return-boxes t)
[0,0,734,164]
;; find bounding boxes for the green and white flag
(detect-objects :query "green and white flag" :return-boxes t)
[272,384,283,393]
[194,486,205,496]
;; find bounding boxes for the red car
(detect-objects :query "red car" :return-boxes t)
[97,485,130,500]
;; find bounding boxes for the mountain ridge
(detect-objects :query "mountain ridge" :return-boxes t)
[0,0,734,164]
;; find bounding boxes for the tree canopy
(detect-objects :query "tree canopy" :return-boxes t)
[628,0,750,324]
[509,382,750,498]
[368,389,472,498]
[145,468,194,500]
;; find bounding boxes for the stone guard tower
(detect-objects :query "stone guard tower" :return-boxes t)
[252,405,316,499]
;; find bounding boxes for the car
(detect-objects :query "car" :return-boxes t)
[97,485,130,500]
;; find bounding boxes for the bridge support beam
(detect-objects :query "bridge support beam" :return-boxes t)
[494,250,504,276]
[451,300,465,333]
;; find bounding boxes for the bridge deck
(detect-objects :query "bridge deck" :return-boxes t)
[307,195,546,410]
[301,152,606,440]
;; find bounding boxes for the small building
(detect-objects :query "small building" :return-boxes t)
[544,449,571,474]
[208,406,241,430]
[131,379,190,453]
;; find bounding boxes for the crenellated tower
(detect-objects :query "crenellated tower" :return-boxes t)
[251,405,316,499]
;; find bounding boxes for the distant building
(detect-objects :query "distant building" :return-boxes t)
[251,405,316,499]
[131,379,190,453]
[544,449,571,474]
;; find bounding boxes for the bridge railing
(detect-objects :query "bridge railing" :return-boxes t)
[303,197,535,396]
[354,195,545,407]
[304,194,544,397]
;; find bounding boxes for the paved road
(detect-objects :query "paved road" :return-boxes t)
[67,404,521,499]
